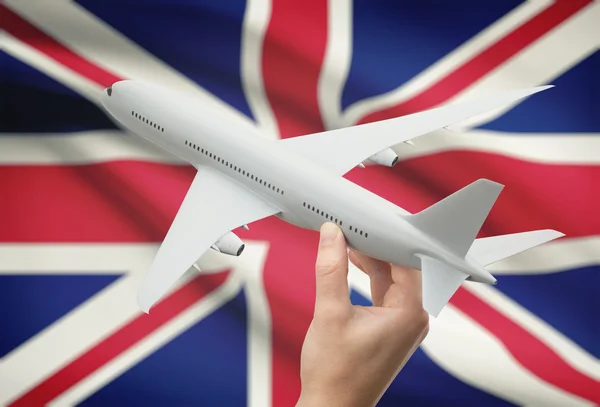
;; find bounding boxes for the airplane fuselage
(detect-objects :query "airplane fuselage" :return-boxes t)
[101,81,493,282]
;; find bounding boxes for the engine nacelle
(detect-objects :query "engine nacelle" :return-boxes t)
[367,147,398,167]
[212,231,245,256]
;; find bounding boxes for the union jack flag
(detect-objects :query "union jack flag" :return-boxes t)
[1,1,598,406]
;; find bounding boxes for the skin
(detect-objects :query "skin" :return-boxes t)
[297,222,430,407]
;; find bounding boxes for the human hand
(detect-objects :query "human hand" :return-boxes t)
[297,222,429,407]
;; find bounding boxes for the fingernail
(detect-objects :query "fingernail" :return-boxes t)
[320,222,339,246]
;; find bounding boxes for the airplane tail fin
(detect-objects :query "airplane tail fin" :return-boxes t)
[406,179,564,317]
[468,229,564,266]
[406,179,504,257]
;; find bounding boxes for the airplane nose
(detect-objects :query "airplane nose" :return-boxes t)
[100,82,120,110]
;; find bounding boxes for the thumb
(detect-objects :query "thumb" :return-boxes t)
[314,222,350,313]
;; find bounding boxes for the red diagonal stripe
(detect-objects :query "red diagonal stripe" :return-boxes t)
[8,271,230,407]
[451,288,600,404]
[358,0,592,125]
[1,5,121,88]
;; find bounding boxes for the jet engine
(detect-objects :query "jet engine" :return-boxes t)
[211,231,245,256]
[367,147,399,167]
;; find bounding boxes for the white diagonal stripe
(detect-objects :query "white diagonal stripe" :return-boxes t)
[341,0,554,126]
[46,242,270,406]
[0,243,267,405]
[464,282,600,381]
[5,0,256,133]
[348,269,597,406]
[422,305,595,407]
[0,245,154,405]
[487,236,600,274]
[445,2,600,130]
[47,273,243,407]
[3,32,103,104]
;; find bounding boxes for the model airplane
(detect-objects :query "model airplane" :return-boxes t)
[100,81,563,317]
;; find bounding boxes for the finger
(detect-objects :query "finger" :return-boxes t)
[382,265,423,309]
[314,222,351,314]
[349,250,393,307]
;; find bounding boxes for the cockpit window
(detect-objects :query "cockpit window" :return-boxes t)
[106,85,112,96]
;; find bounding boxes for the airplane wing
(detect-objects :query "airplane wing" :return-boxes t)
[138,166,280,312]
[279,86,552,175]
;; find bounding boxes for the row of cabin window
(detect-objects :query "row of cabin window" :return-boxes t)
[132,111,164,132]
[302,202,368,238]
[349,225,368,238]
[184,140,284,195]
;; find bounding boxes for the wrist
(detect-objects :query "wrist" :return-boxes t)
[296,386,380,407]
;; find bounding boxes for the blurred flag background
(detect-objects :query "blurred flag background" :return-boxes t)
[1,0,598,406]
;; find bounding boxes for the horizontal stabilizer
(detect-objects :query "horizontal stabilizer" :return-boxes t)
[468,229,564,266]
[419,255,468,317]
[406,179,504,257]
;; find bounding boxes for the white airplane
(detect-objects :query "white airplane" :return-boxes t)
[100,81,563,316]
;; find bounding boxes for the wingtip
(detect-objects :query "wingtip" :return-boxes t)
[476,178,505,192]
[138,300,152,314]
[137,291,154,314]
[523,84,554,96]
[547,229,566,240]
